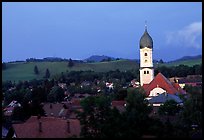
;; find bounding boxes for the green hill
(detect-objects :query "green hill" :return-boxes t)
[2,58,202,82]
[159,58,202,67]
[2,60,139,82]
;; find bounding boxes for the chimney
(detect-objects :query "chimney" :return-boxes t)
[37,114,41,120]
[67,120,70,133]
[39,121,42,132]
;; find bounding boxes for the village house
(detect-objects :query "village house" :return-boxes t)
[3,100,21,117]
[106,82,114,91]
[130,79,140,88]
[12,116,81,138]
[169,75,202,88]
[43,103,69,118]
[58,83,67,89]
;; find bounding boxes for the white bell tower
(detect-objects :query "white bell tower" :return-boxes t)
[139,23,154,86]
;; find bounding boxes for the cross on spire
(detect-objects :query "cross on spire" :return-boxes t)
[145,20,147,31]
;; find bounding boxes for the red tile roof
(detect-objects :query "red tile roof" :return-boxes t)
[111,100,126,107]
[143,73,180,96]
[43,103,69,118]
[111,100,126,113]
[13,116,81,138]
[142,84,149,90]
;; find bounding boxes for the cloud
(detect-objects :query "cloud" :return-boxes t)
[166,21,202,49]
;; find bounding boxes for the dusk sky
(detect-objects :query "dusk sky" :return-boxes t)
[2,2,202,62]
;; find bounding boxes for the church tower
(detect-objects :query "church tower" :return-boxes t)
[139,24,154,86]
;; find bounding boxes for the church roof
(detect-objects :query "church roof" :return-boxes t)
[148,93,183,104]
[140,27,153,49]
[142,73,180,96]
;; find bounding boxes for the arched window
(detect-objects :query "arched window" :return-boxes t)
[147,71,149,74]
[145,60,147,63]
[145,53,147,56]
[144,71,146,74]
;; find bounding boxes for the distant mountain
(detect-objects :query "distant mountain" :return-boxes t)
[168,54,202,62]
[84,55,116,62]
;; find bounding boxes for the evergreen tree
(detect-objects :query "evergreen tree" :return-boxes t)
[159,59,164,63]
[68,58,74,67]
[34,65,39,75]
[44,68,50,78]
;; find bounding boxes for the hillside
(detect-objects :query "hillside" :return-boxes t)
[161,58,202,67]
[84,55,115,62]
[168,54,202,62]
[2,60,139,82]
[2,55,202,82]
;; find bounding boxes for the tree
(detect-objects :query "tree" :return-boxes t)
[180,85,202,130]
[78,95,124,138]
[47,86,64,103]
[68,58,74,67]
[122,87,153,138]
[34,65,39,75]
[158,100,181,116]
[159,59,164,63]
[44,68,50,78]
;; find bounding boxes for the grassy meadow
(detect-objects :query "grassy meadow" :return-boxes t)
[2,60,139,82]
[2,58,201,82]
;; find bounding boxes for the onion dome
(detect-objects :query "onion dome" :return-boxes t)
[139,25,153,49]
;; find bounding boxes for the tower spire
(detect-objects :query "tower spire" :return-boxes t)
[145,20,147,31]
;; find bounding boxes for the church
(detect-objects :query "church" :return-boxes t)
[139,25,185,97]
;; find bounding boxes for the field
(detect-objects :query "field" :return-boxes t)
[2,60,139,82]
[2,58,201,82]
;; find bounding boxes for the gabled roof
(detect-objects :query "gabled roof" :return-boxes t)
[43,103,69,118]
[148,93,183,104]
[12,116,81,138]
[143,73,179,96]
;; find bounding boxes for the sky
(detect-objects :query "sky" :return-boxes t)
[2,2,202,62]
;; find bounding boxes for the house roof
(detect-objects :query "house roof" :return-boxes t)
[143,73,180,96]
[43,103,69,118]
[148,93,183,104]
[111,100,126,113]
[172,82,186,94]
[12,116,81,138]
[111,100,126,107]
[2,126,9,138]
[178,76,202,83]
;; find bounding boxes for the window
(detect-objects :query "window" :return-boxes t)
[145,60,147,63]
[145,53,147,56]
[147,71,149,74]
[144,71,146,74]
